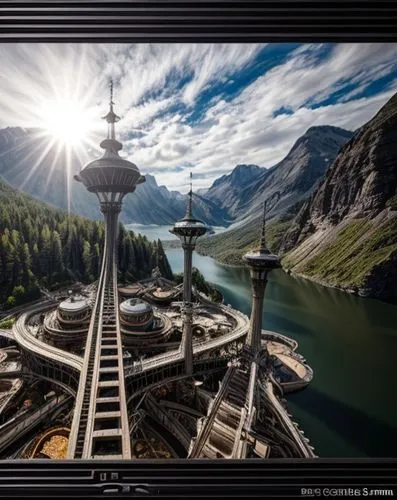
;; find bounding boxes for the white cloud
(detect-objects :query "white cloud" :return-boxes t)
[121,44,397,191]
[0,43,396,192]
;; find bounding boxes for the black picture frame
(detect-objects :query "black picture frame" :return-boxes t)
[0,1,397,497]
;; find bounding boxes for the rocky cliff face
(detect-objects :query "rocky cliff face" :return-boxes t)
[204,126,353,224]
[204,164,263,216]
[233,125,354,223]
[281,93,397,299]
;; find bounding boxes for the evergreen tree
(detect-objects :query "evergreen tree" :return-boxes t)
[157,239,173,279]
[0,177,173,306]
[82,240,92,281]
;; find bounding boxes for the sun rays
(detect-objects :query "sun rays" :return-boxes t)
[0,44,109,214]
[39,97,96,147]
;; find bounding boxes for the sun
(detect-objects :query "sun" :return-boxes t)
[39,97,97,147]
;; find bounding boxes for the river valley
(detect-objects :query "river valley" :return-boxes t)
[126,223,397,457]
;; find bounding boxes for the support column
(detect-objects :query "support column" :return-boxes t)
[182,244,193,303]
[181,243,194,375]
[170,181,206,378]
[247,271,268,354]
[181,302,193,376]
[101,202,122,272]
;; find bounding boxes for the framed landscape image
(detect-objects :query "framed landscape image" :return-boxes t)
[0,41,396,465]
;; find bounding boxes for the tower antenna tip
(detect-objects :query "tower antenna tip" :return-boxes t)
[185,171,193,219]
[109,79,114,104]
[259,191,281,252]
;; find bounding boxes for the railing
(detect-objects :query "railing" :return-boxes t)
[258,378,316,458]
[261,329,298,351]
[13,304,83,373]
[189,363,236,458]
[0,395,71,455]
[132,345,183,373]
[70,244,109,459]
[268,371,284,397]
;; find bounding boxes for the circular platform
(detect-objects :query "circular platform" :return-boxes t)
[119,298,154,330]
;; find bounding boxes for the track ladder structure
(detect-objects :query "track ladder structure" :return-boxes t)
[68,229,131,459]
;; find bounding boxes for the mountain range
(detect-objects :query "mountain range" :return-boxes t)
[1,91,396,298]
[196,125,353,264]
[0,124,353,229]
[199,92,397,299]
[0,127,229,226]
[203,125,353,224]
[0,122,353,232]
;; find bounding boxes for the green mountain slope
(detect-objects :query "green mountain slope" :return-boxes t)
[0,177,172,307]
[281,92,397,299]
[196,200,304,266]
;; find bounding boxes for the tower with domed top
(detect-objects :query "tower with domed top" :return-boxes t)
[243,193,281,357]
[69,81,145,460]
[75,80,145,268]
[170,173,207,375]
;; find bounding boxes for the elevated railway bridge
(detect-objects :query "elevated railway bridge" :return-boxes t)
[7,284,249,458]
[67,213,132,459]
[5,286,314,460]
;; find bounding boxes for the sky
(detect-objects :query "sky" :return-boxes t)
[0,43,397,193]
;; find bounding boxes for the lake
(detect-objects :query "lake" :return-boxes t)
[124,223,228,243]
[128,224,397,458]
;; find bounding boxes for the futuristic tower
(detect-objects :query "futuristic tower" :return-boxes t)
[170,174,207,375]
[75,81,145,272]
[68,82,145,459]
[243,197,281,357]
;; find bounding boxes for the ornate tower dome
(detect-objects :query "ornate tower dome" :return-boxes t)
[169,172,207,243]
[119,298,154,330]
[169,173,207,375]
[57,293,90,326]
[74,80,145,200]
[243,193,281,357]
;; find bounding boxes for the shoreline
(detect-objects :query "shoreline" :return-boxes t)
[194,249,396,303]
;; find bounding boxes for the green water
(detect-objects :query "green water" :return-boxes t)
[165,247,397,458]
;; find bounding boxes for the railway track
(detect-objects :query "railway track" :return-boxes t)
[67,215,131,459]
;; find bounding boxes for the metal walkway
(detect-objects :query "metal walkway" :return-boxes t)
[67,217,131,459]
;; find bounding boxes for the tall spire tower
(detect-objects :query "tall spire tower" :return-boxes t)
[243,194,281,357]
[75,80,145,271]
[69,81,145,459]
[170,173,207,375]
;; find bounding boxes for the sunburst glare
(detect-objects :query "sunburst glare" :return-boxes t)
[39,97,97,147]
[0,44,113,214]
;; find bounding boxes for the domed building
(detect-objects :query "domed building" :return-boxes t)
[43,293,91,348]
[119,298,154,331]
[119,298,172,348]
[57,294,91,328]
